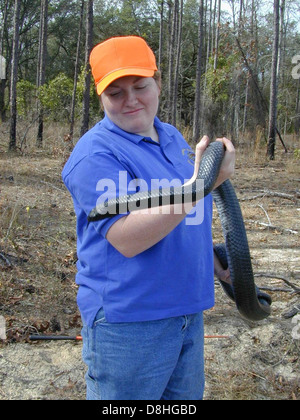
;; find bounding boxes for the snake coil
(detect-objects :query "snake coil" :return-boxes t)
[88,142,272,321]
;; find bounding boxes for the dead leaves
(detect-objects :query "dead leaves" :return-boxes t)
[1,313,82,344]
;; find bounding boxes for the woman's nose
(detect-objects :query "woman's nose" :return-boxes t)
[125,89,138,106]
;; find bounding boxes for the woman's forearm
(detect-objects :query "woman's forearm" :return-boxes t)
[106,202,193,258]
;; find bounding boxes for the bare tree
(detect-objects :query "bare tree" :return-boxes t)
[36,0,48,148]
[193,0,204,143]
[277,0,286,84]
[167,0,179,125]
[69,0,85,142]
[81,0,94,137]
[158,0,164,70]
[9,0,21,151]
[172,0,183,127]
[267,0,280,160]
[0,0,9,123]
[213,0,221,72]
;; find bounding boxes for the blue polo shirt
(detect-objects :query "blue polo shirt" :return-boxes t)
[62,115,215,326]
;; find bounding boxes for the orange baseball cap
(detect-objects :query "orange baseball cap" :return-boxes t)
[90,36,158,96]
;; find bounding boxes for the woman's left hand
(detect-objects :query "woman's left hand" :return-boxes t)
[213,252,232,285]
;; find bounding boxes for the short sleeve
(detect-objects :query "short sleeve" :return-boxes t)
[65,152,136,238]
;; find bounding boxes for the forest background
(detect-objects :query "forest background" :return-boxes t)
[0,0,300,159]
[0,0,300,400]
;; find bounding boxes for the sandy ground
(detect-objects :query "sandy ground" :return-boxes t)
[0,290,299,400]
[0,136,299,400]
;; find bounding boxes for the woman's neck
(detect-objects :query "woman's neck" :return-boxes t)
[138,126,159,143]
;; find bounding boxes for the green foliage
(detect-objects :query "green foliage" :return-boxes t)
[39,73,73,121]
[77,66,100,114]
[17,69,100,123]
[205,55,236,103]
[294,149,300,160]
[76,67,92,102]
[17,80,37,117]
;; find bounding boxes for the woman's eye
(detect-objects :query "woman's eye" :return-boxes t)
[110,91,121,97]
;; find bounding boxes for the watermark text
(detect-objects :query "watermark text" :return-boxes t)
[95,171,205,226]
[0,316,6,340]
[292,314,300,340]
[292,55,300,80]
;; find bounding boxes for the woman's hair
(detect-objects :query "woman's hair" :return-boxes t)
[153,70,162,90]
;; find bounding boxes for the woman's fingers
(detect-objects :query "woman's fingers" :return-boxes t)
[193,135,210,178]
[215,137,236,187]
[186,136,235,190]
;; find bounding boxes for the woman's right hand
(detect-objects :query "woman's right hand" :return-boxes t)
[184,136,210,187]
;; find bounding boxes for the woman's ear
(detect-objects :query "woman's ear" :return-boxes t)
[153,71,162,94]
[99,95,104,111]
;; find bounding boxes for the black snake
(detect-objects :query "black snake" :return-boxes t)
[88,142,272,321]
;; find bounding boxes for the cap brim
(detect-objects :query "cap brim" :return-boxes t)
[96,68,155,96]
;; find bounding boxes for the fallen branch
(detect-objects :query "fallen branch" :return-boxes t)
[0,252,12,267]
[282,305,300,319]
[0,251,28,267]
[257,222,298,235]
[240,189,298,202]
[254,273,300,293]
[257,204,272,226]
[246,220,298,235]
[258,286,293,293]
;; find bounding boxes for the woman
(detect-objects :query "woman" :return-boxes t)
[62,35,235,400]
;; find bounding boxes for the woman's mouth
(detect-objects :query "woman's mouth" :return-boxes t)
[124,108,144,115]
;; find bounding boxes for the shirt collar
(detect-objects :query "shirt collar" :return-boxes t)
[101,115,144,144]
[101,115,174,148]
[153,117,172,148]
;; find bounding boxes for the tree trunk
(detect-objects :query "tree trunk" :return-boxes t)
[192,0,204,143]
[202,0,212,126]
[36,0,48,148]
[171,0,183,128]
[0,0,8,123]
[238,0,244,37]
[158,0,164,70]
[80,0,94,138]
[295,78,300,137]
[267,0,280,160]
[277,0,285,84]
[69,0,84,142]
[157,0,164,119]
[213,0,221,72]
[242,74,249,135]
[9,0,21,151]
[167,0,178,125]
[211,0,217,56]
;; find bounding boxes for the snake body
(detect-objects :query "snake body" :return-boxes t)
[88,142,271,321]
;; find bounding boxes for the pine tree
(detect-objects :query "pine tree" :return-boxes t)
[9,0,21,151]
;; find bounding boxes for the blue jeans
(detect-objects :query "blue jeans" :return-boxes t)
[81,308,205,400]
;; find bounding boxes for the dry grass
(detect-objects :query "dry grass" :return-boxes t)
[0,120,299,400]
[0,121,80,339]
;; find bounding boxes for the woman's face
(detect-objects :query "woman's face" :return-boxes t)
[100,76,161,137]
